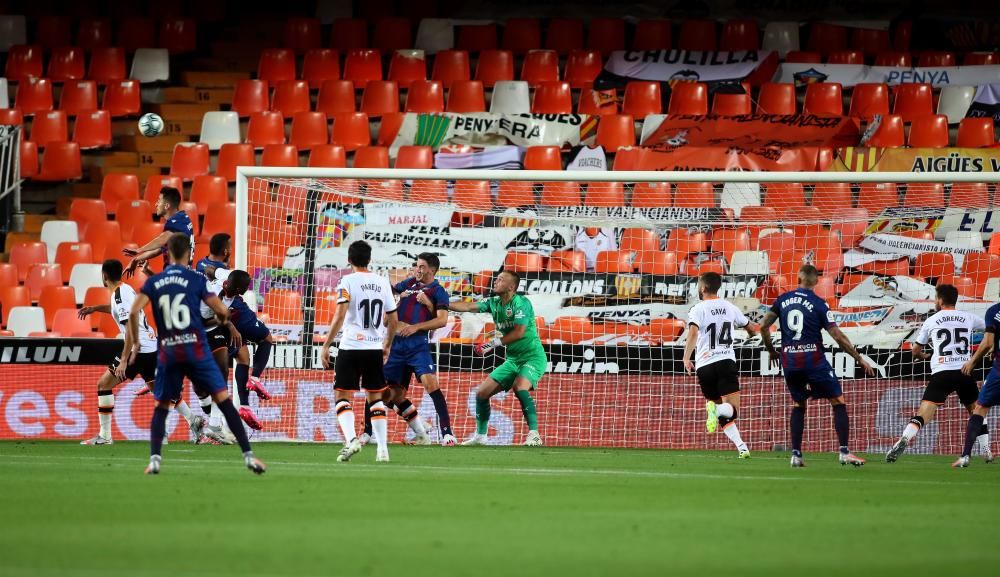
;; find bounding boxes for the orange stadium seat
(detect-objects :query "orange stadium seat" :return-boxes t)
[903,183,945,207]
[874,51,911,67]
[353,146,389,169]
[595,250,633,273]
[388,51,427,88]
[316,80,356,116]
[866,114,905,147]
[52,308,93,335]
[88,46,126,83]
[271,80,311,117]
[55,242,94,272]
[918,51,956,67]
[649,318,686,344]
[532,81,573,114]
[5,45,43,82]
[674,182,716,207]
[405,80,444,113]
[432,50,471,87]
[15,77,54,115]
[85,220,125,261]
[360,80,400,117]
[540,181,581,206]
[231,79,269,117]
[588,18,625,54]
[678,19,717,51]
[548,250,587,273]
[289,112,330,149]
[118,16,156,52]
[914,252,955,281]
[1,286,30,327]
[829,208,870,247]
[849,83,890,120]
[456,23,498,52]
[956,118,995,148]
[331,18,369,52]
[756,83,796,115]
[595,114,635,151]
[667,229,708,256]
[302,49,341,89]
[763,182,805,209]
[189,175,229,208]
[201,202,237,237]
[965,52,1000,65]
[373,17,412,52]
[453,180,492,210]
[564,50,602,89]
[144,175,183,205]
[78,18,112,50]
[260,144,299,167]
[907,115,950,147]
[620,228,660,254]
[48,46,85,82]
[343,49,383,86]
[786,51,823,63]
[331,112,371,151]
[246,111,286,147]
[578,87,618,116]
[546,19,584,54]
[496,181,536,208]
[962,253,1000,296]
[308,144,347,168]
[73,110,112,149]
[712,91,752,116]
[857,182,899,214]
[36,16,71,48]
[668,82,708,116]
[803,83,843,116]
[169,143,211,180]
[584,182,625,207]
[521,50,559,86]
[950,182,992,208]
[102,80,142,116]
[159,19,197,54]
[69,198,108,230]
[217,143,255,181]
[633,20,672,51]
[0,263,16,288]
[893,83,934,122]
[30,110,68,148]
[263,289,303,325]
[622,81,662,119]
[851,26,889,54]
[284,17,321,54]
[475,50,514,88]
[502,18,541,55]
[10,242,47,282]
[504,251,543,272]
[39,286,77,330]
[25,263,63,300]
[631,182,673,207]
[446,80,486,113]
[710,228,751,262]
[395,146,433,169]
[635,250,679,275]
[549,316,596,344]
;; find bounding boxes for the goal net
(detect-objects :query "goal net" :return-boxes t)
[235,167,1000,456]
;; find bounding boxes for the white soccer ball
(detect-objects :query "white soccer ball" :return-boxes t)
[137,113,164,137]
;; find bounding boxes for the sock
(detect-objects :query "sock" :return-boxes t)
[716,402,734,419]
[251,340,272,377]
[790,406,805,455]
[199,395,213,416]
[209,402,223,428]
[216,398,252,453]
[97,390,114,440]
[722,421,748,453]
[174,400,194,425]
[336,400,356,442]
[902,416,924,442]
[476,397,491,435]
[370,401,388,450]
[234,363,250,405]
[514,389,538,431]
[395,399,427,436]
[150,406,168,456]
[428,389,453,436]
[363,400,373,436]
[962,415,985,458]
[832,404,850,453]
[977,422,990,452]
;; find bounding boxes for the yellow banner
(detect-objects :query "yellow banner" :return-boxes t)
[832,147,1000,172]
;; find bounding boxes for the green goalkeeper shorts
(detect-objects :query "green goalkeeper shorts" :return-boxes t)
[489,352,548,391]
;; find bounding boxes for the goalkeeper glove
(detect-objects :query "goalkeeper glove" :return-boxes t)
[474,336,503,356]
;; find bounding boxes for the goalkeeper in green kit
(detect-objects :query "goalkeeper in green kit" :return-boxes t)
[449,270,545,446]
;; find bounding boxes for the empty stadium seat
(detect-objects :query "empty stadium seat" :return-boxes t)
[354,146,389,169]
[102,80,141,116]
[957,117,995,148]
[48,46,85,82]
[330,18,369,52]
[668,83,708,116]
[712,91,752,116]
[935,86,976,124]
[546,18,584,54]
[961,253,1000,296]
[36,141,82,181]
[756,83,796,115]
[260,144,299,167]
[595,250,633,273]
[189,175,228,208]
[88,46,126,83]
[30,110,68,148]
[331,112,371,151]
[73,109,113,149]
[271,79,311,117]
[867,114,905,147]
[39,286,77,330]
[395,146,433,169]
[827,50,863,64]
[622,81,663,119]
[532,81,573,114]
[504,251,543,272]
[496,181,535,208]
[564,50,602,89]
[711,228,752,262]
[231,79,269,117]
[585,182,625,207]
[721,19,759,51]
[39,220,78,262]
[857,182,899,213]
[25,263,63,300]
[475,50,514,88]
[201,202,237,237]
[19,139,36,178]
[763,182,805,209]
[130,48,170,83]
[674,182,716,207]
[361,80,400,117]
[289,111,330,149]
[667,229,708,256]
[343,49,383,86]
[453,180,492,210]
[0,109,23,126]
[36,16,71,48]
[118,16,155,52]
[757,231,796,274]
[849,83,890,120]
[521,50,559,86]
[950,182,992,208]
[246,110,285,147]
[919,51,956,66]
[490,81,530,114]
[851,27,889,54]
[374,113,403,146]
[54,242,94,273]
[59,80,98,116]
[169,143,211,180]
[159,19,196,54]
[965,52,1000,65]
[635,250,678,275]
[548,250,587,273]
[431,50,471,87]
[7,306,45,337]
[893,83,934,122]
[803,83,843,116]
[373,17,412,52]
[5,45,43,81]
[144,175,183,204]
[14,77,53,115]
[631,182,672,207]
[446,80,486,113]
[388,50,427,88]
[914,252,955,281]
[595,114,635,151]
[903,183,945,207]
[907,114,949,147]
[308,144,347,168]
[284,17,321,54]
[873,51,910,66]
[588,18,626,54]
[0,285,29,327]
[217,143,255,181]
[633,19,672,50]
[678,19,717,51]
[785,50,822,63]
[300,49,341,89]
[456,23,498,53]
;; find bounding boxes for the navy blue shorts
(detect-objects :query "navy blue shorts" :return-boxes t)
[154,358,227,401]
[784,364,842,403]
[383,344,435,387]
[979,366,1000,407]
[236,320,270,343]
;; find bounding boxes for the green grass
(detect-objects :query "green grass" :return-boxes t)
[0,441,997,577]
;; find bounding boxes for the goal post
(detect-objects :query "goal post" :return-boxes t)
[234,166,1000,453]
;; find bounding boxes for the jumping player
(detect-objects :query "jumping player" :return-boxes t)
[320,240,399,463]
[130,233,264,475]
[760,265,874,467]
[124,187,193,275]
[78,259,204,445]
[449,270,545,447]
[683,272,758,458]
[954,300,1000,467]
[886,284,992,463]
[219,269,274,429]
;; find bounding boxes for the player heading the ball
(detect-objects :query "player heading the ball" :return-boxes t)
[450,270,546,447]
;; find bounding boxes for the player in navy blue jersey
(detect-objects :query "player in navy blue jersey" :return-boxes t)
[956,302,1000,467]
[124,187,194,276]
[760,265,874,468]
[129,233,265,475]
[218,269,274,430]
[373,253,455,445]
[196,232,231,280]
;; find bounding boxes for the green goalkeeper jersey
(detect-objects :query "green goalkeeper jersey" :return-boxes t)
[477,293,545,359]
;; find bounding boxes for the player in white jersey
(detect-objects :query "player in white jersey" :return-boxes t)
[886,284,993,463]
[78,259,204,445]
[194,269,244,443]
[320,240,399,463]
[683,272,759,458]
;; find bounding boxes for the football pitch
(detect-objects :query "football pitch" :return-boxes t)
[1,441,997,577]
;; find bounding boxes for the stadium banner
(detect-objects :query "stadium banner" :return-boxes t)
[389,112,587,153]
[317,225,573,271]
[832,146,1000,172]
[858,233,982,267]
[593,50,775,91]
[2,338,991,453]
[965,84,1000,123]
[865,206,1000,241]
[363,201,453,228]
[634,114,859,171]
[828,307,894,326]
[539,205,727,224]
[642,274,766,303]
[838,274,938,308]
[774,63,1000,88]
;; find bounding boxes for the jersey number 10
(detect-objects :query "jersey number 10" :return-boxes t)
[358,298,383,329]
